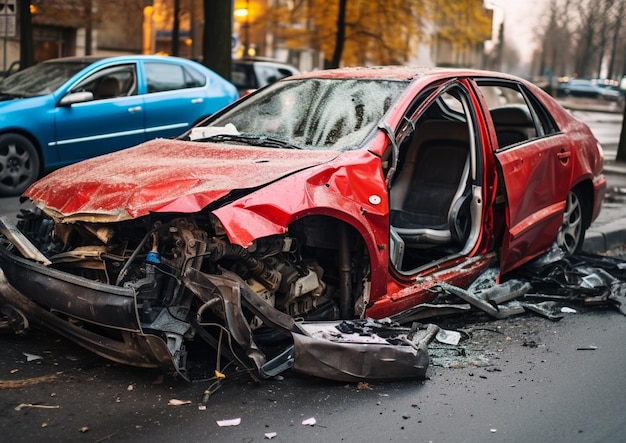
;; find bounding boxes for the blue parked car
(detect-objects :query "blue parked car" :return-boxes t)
[0,55,239,196]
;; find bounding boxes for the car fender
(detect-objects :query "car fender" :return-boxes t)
[0,95,57,165]
[213,149,391,294]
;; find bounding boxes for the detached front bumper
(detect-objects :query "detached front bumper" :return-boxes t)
[0,245,180,373]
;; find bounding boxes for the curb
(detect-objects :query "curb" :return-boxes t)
[583,220,626,253]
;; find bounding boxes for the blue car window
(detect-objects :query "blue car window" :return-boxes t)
[0,60,91,97]
[184,65,206,88]
[145,62,185,93]
[145,62,206,93]
[72,64,137,100]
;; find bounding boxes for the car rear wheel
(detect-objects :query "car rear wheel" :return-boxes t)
[557,188,586,255]
[0,134,40,197]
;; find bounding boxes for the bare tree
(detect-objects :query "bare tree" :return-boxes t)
[592,0,612,77]
[607,0,625,78]
[536,0,574,77]
[328,0,347,68]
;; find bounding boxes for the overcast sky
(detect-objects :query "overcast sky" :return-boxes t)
[488,0,546,63]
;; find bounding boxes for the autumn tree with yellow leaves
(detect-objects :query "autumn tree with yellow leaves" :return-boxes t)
[267,0,493,68]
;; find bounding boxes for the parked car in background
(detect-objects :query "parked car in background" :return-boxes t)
[556,77,622,101]
[0,67,605,381]
[0,60,20,80]
[232,57,300,96]
[0,55,238,196]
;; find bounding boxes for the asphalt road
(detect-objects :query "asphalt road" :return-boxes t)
[1,307,625,442]
[0,110,625,442]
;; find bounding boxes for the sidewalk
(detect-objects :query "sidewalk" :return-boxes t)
[552,97,626,253]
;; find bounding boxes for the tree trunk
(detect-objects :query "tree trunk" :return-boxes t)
[84,0,93,56]
[202,0,232,81]
[616,103,626,163]
[172,0,180,56]
[18,0,34,69]
[328,0,347,68]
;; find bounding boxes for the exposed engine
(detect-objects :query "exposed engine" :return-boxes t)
[12,209,372,329]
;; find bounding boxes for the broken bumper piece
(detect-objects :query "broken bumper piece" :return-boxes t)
[289,321,437,382]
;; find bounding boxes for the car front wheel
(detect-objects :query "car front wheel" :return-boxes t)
[557,188,586,255]
[0,134,40,197]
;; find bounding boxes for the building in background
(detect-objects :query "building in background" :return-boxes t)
[1,0,494,75]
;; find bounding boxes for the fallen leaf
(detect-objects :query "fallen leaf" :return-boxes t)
[357,382,373,390]
[167,399,191,406]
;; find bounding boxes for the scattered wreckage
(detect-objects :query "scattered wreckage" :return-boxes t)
[0,66,613,383]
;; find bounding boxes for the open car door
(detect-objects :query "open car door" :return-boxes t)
[495,135,573,273]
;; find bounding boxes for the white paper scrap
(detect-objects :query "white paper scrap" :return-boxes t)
[189,123,239,141]
[302,417,316,426]
[23,352,43,362]
[216,418,241,427]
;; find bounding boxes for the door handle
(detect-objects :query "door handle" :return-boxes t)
[128,106,142,113]
[191,98,204,104]
[557,150,571,163]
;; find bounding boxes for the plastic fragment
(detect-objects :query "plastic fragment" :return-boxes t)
[561,307,577,313]
[23,352,43,362]
[216,418,241,427]
[265,432,277,439]
[14,403,59,411]
[435,329,462,345]
[302,417,316,426]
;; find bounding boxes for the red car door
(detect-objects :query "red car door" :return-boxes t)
[495,132,573,273]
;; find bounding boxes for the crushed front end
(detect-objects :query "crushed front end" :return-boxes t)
[0,209,431,382]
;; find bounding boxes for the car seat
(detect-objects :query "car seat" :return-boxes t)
[95,76,120,99]
[389,120,471,247]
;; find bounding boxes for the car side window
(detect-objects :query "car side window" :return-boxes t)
[144,62,205,93]
[476,81,558,150]
[72,64,137,100]
[254,65,292,88]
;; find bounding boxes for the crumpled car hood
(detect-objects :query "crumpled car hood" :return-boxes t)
[25,139,340,222]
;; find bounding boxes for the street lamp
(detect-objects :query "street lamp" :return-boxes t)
[234,0,250,57]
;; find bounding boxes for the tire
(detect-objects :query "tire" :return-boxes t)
[0,134,40,197]
[556,188,587,255]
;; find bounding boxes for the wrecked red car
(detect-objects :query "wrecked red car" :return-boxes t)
[0,67,606,381]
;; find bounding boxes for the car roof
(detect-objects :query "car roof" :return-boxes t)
[41,55,199,65]
[234,57,294,65]
[288,65,523,83]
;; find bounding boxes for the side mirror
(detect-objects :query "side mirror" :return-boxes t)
[58,91,94,107]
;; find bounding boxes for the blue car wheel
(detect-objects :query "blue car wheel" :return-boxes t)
[0,133,40,196]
